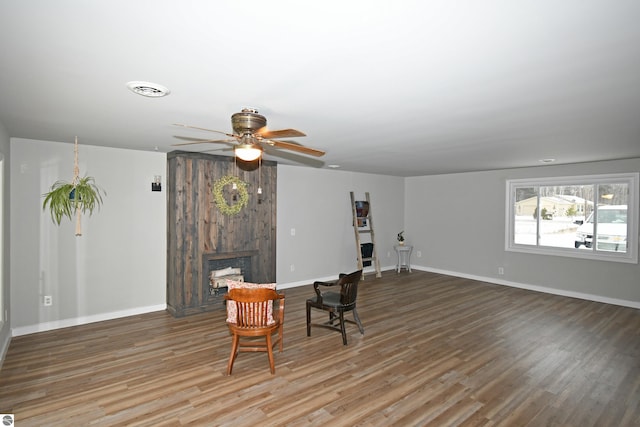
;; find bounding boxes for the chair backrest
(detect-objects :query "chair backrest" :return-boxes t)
[226,288,282,327]
[337,270,363,306]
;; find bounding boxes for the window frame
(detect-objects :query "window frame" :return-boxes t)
[505,172,639,264]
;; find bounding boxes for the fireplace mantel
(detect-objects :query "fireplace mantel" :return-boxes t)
[204,250,259,261]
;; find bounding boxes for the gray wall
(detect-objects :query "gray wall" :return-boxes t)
[10,139,167,335]
[405,158,640,306]
[276,165,405,286]
[8,141,405,336]
[6,137,639,344]
[0,122,9,364]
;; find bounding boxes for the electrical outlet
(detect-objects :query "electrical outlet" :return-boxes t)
[416,250,422,258]
[44,295,53,306]
[387,251,391,258]
[290,264,295,272]
[498,267,504,275]
[290,228,296,236]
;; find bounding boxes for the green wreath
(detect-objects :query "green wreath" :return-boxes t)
[213,175,249,215]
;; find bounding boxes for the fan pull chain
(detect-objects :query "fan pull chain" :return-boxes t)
[232,156,238,201]
[257,157,263,204]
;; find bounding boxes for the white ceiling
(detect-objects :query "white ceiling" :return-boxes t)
[1,1,639,177]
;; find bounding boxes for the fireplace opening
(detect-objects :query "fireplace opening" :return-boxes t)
[203,251,257,299]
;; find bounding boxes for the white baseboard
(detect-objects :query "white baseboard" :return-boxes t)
[277,265,396,290]
[13,265,636,338]
[11,304,167,337]
[0,325,11,367]
[413,265,640,310]
[280,265,640,309]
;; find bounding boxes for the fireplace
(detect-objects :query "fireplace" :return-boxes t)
[203,251,258,300]
[166,152,276,317]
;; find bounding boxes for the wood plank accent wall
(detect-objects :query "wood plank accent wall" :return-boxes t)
[166,151,277,317]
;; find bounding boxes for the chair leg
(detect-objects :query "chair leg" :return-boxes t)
[227,334,239,375]
[352,307,365,335]
[306,302,311,337]
[278,323,284,352]
[339,311,347,345]
[266,333,275,374]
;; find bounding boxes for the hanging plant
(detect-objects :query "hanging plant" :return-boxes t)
[213,175,248,215]
[42,137,105,236]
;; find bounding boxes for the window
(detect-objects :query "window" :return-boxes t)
[506,173,638,263]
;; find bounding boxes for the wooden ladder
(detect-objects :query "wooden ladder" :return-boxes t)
[350,191,382,278]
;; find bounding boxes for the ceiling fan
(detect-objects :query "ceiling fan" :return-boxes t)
[173,108,325,161]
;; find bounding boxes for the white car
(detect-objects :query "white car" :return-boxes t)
[575,205,627,252]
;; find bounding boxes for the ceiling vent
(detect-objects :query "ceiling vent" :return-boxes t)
[126,81,170,97]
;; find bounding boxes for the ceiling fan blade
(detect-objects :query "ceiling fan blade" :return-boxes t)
[266,139,325,157]
[255,128,306,139]
[173,135,235,142]
[173,123,236,138]
[262,146,325,168]
[172,138,236,146]
[200,147,234,154]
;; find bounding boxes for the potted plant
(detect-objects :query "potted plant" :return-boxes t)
[397,231,405,246]
[42,137,105,236]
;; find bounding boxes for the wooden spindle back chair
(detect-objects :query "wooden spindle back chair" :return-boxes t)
[225,287,285,374]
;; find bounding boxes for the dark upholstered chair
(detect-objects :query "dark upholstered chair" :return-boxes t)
[306,270,364,345]
[225,287,285,374]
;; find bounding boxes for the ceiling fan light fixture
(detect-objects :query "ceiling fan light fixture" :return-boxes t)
[235,144,262,161]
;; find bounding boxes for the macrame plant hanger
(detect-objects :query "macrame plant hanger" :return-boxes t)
[72,136,83,236]
[42,135,104,236]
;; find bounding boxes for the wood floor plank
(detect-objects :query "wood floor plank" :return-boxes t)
[1,270,639,426]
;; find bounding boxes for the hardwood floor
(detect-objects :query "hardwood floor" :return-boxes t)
[1,271,639,426]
